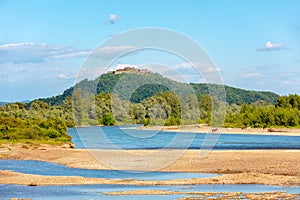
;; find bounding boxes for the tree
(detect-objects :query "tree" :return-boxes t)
[101,113,115,126]
[129,103,146,124]
[29,101,50,110]
[72,89,86,126]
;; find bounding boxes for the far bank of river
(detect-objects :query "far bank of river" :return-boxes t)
[140,124,300,136]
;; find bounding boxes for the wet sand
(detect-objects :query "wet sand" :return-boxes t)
[0,144,299,186]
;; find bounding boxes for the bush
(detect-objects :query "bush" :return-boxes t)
[101,114,116,126]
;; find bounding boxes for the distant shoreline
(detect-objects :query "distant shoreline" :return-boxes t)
[73,124,300,136]
[139,124,300,136]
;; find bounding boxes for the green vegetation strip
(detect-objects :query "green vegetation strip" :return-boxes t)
[1,72,300,143]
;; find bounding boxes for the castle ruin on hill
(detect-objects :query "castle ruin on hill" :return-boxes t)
[108,66,150,75]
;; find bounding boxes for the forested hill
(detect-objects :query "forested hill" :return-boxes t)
[40,72,279,105]
[191,84,279,105]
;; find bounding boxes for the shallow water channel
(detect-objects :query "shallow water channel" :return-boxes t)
[0,160,299,199]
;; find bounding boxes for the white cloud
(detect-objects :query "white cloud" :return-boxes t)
[0,42,90,64]
[257,41,286,51]
[91,45,136,60]
[175,62,221,73]
[96,45,135,54]
[52,51,90,59]
[242,72,263,78]
[57,73,72,79]
[106,14,119,25]
[282,80,292,86]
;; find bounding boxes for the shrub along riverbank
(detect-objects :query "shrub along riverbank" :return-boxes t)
[0,101,72,144]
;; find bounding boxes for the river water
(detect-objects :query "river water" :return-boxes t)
[1,126,299,199]
[1,183,299,200]
[68,126,300,150]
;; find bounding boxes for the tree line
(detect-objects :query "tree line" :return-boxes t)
[1,88,299,143]
[71,89,300,128]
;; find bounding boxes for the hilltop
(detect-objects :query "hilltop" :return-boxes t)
[40,67,279,106]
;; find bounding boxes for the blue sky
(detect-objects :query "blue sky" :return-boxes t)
[0,0,300,101]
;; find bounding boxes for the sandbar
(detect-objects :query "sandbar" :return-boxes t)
[0,144,299,186]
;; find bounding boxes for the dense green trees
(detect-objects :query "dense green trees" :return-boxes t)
[225,94,300,128]
[70,89,197,126]
[68,90,300,128]
[0,101,72,143]
[140,91,181,126]
[95,92,116,125]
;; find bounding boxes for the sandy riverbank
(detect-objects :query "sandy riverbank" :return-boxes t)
[104,190,299,200]
[0,144,299,186]
[140,125,300,136]
[0,169,299,186]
